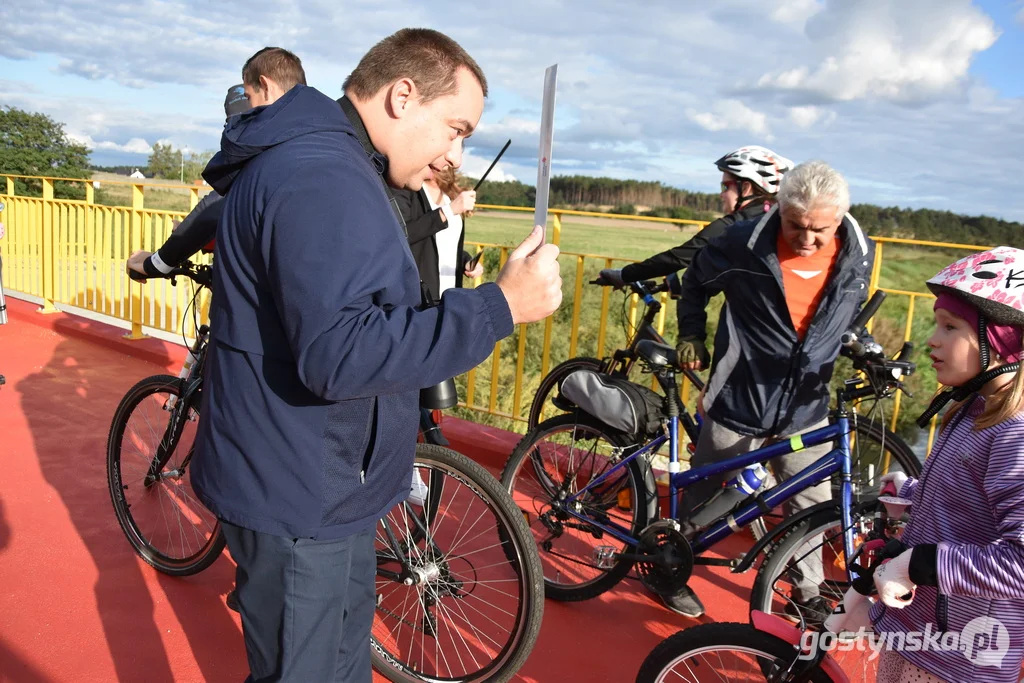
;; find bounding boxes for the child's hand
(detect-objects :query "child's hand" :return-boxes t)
[873,549,916,608]
[879,471,908,497]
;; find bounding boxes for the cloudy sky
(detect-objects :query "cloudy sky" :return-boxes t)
[2,0,1023,220]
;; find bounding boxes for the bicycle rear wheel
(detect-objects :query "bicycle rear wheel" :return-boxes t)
[106,374,224,576]
[636,623,837,683]
[372,444,544,683]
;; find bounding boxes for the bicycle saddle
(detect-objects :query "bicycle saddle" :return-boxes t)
[636,340,678,369]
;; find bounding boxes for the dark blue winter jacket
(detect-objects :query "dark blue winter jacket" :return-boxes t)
[191,85,513,539]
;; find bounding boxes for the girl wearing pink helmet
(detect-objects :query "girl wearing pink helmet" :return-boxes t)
[869,246,1024,682]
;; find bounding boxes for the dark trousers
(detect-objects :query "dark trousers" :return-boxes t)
[221,521,376,683]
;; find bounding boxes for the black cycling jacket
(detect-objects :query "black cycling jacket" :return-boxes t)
[678,205,875,437]
[150,190,223,269]
[620,201,770,282]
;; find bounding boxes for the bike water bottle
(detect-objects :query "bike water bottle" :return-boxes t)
[689,463,768,529]
[728,463,767,496]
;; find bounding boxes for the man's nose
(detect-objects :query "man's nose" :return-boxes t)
[445,138,464,169]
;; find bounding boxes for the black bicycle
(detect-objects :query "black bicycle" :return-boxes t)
[527,275,704,431]
[107,260,545,683]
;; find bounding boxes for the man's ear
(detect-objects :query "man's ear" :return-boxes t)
[388,78,417,119]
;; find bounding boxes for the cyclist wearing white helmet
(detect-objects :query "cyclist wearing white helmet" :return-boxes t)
[599,145,793,286]
[672,161,874,620]
[868,247,1024,683]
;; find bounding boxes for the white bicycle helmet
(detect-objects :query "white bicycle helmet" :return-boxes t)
[917,247,1024,426]
[714,145,794,196]
[926,246,1024,327]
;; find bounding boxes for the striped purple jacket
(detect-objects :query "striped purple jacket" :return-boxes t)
[871,397,1024,682]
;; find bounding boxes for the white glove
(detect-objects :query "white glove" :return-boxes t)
[824,586,874,636]
[873,549,916,608]
[879,471,908,497]
[598,269,626,288]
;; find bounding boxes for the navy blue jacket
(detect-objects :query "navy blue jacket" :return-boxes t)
[678,205,875,437]
[191,85,514,539]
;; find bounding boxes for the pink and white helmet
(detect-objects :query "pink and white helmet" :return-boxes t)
[715,145,794,196]
[926,246,1024,327]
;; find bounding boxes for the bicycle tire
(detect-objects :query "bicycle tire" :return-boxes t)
[636,622,836,683]
[106,374,225,576]
[527,356,604,430]
[371,443,544,683]
[500,413,657,602]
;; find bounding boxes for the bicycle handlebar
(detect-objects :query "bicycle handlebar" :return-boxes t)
[589,277,670,296]
[849,289,886,334]
[129,261,213,289]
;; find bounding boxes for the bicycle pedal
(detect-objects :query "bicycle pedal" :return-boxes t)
[593,545,617,569]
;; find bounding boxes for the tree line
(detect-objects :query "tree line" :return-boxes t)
[2,107,1020,247]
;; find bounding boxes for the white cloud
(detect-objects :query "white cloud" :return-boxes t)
[1017,5,1024,26]
[757,0,999,103]
[771,0,824,24]
[67,133,152,154]
[686,100,769,136]
[788,105,836,128]
[0,80,222,156]
[460,148,516,183]
[0,1,1019,220]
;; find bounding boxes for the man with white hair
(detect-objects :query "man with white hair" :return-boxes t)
[666,161,875,621]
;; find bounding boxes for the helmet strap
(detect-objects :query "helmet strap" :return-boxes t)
[734,181,759,211]
[916,358,1021,427]
[978,314,991,370]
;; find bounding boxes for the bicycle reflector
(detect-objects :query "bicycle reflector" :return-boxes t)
[617,489,632,510]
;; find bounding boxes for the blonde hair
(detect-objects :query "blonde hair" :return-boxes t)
[939,362,1024,431]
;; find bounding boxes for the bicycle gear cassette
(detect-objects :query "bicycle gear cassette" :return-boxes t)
[636,520,694,596]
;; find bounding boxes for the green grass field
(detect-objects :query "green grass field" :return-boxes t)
[91,172,214,213]
[456,209,970,449]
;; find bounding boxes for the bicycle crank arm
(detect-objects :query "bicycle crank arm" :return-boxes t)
[694,556,743,568]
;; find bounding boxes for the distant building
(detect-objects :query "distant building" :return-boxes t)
[129,168,145,180]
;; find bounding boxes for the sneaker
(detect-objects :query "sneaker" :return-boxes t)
[226,589,239,613]
[784,595,832,628]
[409,471,429,507]
[660,586,705,618]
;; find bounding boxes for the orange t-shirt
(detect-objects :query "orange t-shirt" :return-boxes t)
[777,234,840,340]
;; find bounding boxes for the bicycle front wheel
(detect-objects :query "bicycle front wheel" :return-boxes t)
[106,374,224,576]
[749,499,884,683]
[501,413,656,602]
[636,622,837,683]
[372,444,544,683]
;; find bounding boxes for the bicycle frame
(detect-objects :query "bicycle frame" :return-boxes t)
[608,287,704,388]
[558,410,857,578]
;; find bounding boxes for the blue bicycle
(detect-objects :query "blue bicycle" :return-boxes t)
[500,290,919,608]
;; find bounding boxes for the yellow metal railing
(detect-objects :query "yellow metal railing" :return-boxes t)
[1,174,989,451]
[1,175,212,339]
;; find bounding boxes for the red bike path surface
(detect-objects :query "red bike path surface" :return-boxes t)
[0,296,756,683]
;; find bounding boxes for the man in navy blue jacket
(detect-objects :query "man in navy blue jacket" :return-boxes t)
[193,31,562,682]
